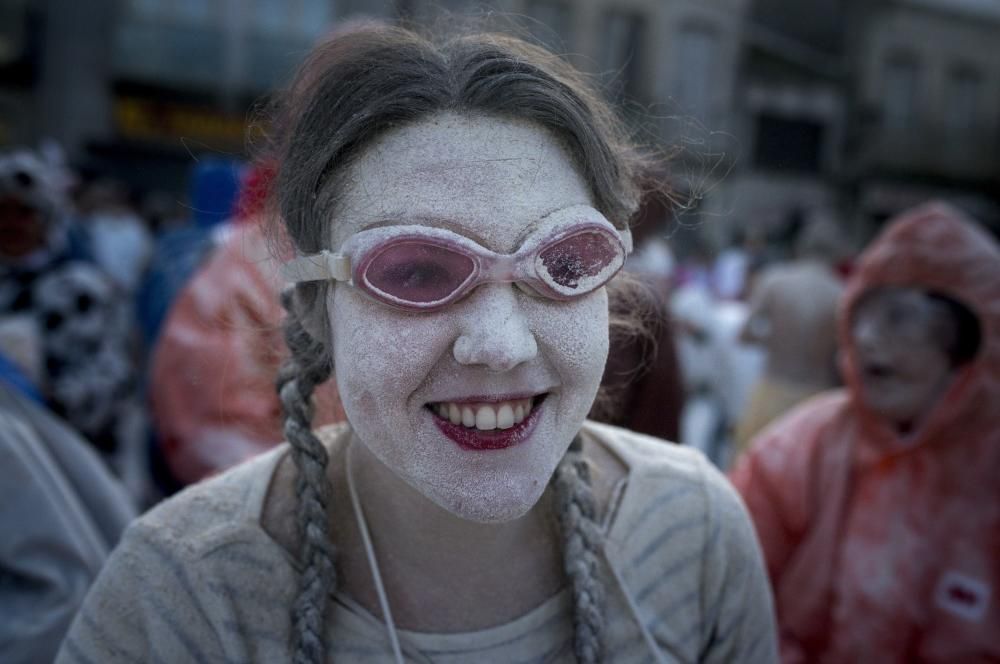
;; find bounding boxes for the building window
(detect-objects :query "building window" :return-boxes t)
[752,113,825,174]
[673,25,717,120]
[525,0,571,52]
[250,0,331,38]
[946,64,983,136]
[600,10,644,101]
[883,54,920,130]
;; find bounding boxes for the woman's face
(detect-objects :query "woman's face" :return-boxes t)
[327,113,609,523]
[851,287,957,429]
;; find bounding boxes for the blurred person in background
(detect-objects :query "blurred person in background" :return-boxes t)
[78,179,153,296]
[730,202,999,662]
[0,149,149,501]
[671,281,764,467]
[149,163,346,487]
[0,371,135,664]
[712,228,761,300]
[734,212,844,452]
[673,236,714,291]
[135,158,243,348]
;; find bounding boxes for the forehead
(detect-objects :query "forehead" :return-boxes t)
[855,287,931,316]
[853,286,953,336]
[331,112,594,252]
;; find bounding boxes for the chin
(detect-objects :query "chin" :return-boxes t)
[426,469,551,524]
[863,397,916,427]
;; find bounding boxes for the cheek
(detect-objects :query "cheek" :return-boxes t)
[896,341,950,383]
[909,347,953,391]
[328,288,455,417]
[527,289,609,387]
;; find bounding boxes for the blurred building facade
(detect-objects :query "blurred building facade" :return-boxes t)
[848,0,1000,232]
[1,0,997,235]
[0,0,330,190]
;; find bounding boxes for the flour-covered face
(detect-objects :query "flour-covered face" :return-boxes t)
[851,287,958,429]
[327,113,610,522]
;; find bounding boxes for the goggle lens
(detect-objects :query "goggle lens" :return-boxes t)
[364,241,476,304]
[538,230,623,293]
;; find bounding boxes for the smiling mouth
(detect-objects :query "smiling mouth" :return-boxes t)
[426,394,547,450]
[862,361,894,380]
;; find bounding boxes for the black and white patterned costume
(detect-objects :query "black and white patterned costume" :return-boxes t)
[0,151,138,457]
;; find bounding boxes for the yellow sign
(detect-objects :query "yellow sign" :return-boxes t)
[114,97,250,149]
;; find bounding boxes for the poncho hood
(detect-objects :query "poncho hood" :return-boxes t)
[838,201,1000,455]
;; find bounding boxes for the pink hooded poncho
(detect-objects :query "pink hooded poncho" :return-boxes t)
[729,202,1000,662]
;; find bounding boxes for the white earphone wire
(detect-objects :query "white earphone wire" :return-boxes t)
[346,443,406,664]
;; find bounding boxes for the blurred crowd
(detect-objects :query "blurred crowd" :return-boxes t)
[2,144,997,661]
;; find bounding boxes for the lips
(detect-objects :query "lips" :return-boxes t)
[427,394,545,450]
[862,359,895,380]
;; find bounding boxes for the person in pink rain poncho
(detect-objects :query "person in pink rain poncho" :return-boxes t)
[730,201,1000,662]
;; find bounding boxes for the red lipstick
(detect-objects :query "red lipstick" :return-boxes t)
[430,399,543,451]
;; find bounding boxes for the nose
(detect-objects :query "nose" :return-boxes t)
[453,285,538,371]
[852,313,882,352]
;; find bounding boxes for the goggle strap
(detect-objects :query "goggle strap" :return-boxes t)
[620,228,633,255]
[282,251,352,283]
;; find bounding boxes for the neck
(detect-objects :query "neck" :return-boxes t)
[340,432,563,630]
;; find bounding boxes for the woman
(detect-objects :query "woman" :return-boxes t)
[731,202,999,662]
[59,26,775,663]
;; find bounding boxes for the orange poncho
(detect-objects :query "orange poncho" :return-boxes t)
[730,202,1000,662]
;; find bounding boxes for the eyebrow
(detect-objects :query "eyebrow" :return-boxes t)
[359,215,493,247]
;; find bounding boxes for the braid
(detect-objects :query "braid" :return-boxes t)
[277,288,337,664]
[552,437,606,663]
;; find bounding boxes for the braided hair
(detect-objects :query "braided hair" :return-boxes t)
[276,289,337,664]
[552,437,607,663]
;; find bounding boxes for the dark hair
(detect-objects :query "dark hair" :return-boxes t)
[266,23,657,664]
[928,293,982,366]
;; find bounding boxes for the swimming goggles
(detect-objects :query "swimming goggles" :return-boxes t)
[282,205,633,312]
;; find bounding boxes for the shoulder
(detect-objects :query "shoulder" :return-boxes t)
[728,389,853,524]
[745,389,851,465]
[584,422,777,656]
[133,444,288,559]
[583,419,712,487]
[581,420,739,539]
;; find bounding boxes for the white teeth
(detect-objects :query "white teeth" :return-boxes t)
[475,406,496,430]
[431,397,538,431]
[497,404,515,429]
